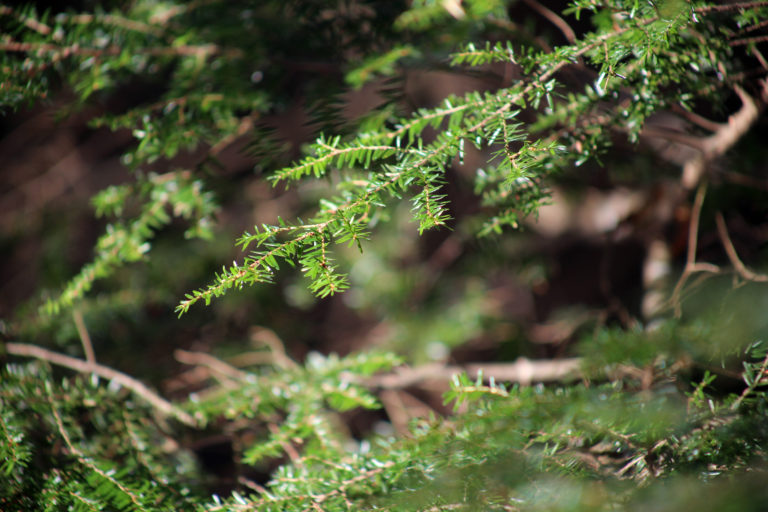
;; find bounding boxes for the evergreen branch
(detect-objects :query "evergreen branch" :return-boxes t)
[46,385,150,511]
[0,39,231,58]
[358,98,479,145]
[6,342,197,427]
[449,41,516,66]
[0,5,51,34]
[57,13,165,37]
[271,140,400,183]
[182,12,689,312]
[45,171,216,315]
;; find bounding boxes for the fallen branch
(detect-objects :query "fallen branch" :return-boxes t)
[5,342,197,427]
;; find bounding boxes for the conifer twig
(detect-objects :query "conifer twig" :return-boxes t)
[5,342,197,427]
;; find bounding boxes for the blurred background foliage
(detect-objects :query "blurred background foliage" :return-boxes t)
[1,0,768,510]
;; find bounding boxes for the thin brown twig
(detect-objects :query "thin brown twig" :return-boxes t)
[640,126,707,150]
[237,476,269,494]
[149,0,221,24]
[72,309,95,365]
[670,182,719,317]
[752,46,768,70]
[522,0,577,44]
[60,13,165,37]
[687,182,706,269]
[717,169,768,190]
[0,40,235,59]
[715,212,768,283]
[682,84,761,189]
[6,342,197,427]
[368,357,583,390]
[0,6,51,34]
[730,34,768,46]
[669,104,723,133]
[250,326,297,369]
[734,17,768,36]
[695,1,768,13]
[174,349,249,382]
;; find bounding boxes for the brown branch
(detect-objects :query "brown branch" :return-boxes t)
[149,0,221,24]
[60,13,164,37]
[0,6,51,35]
[751,46,768,70]
[368,357,582,389]
[730,35,768,46]
[640,126,706,150]
[174,349,249,381]
[715,212,768,283]
[0,40,235,59]
[670,182,720,317]
[734,17,768,36]
[5,342,197,427]
[669,104,723,133]
[522,0,577,44]
[695,1,768,13]
[718,169,768,190]
[72,309,95,365]
[682,84,761,189]
[249,326,297,369]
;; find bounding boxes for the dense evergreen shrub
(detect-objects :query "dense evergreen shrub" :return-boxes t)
[2,1,768,510]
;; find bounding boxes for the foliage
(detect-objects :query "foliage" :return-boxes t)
[2,0,768,511]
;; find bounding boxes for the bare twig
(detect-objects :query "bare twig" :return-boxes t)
[682,85,760,189]
[6,342,197,427]
[686,182,706,270]
[368,357,582,390]
[718,169,768,190]
[730,35,768,46]
[715,212,768,283]
[695,1,768,13]
[0,40,236,59]
[174,349,249,382]
[238,476,269,494]
[522,0,577,44]
[751,47,768,71]
[72,309,95,365]
[733,18,768,36]
[670,104,723,133]
[640,126,707,150]
[249,326,297,369]
[670,182,721,316]
[60,13,164,37]
[149,0,221,24]
[0,6,51,34]
[666,81,766,314]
